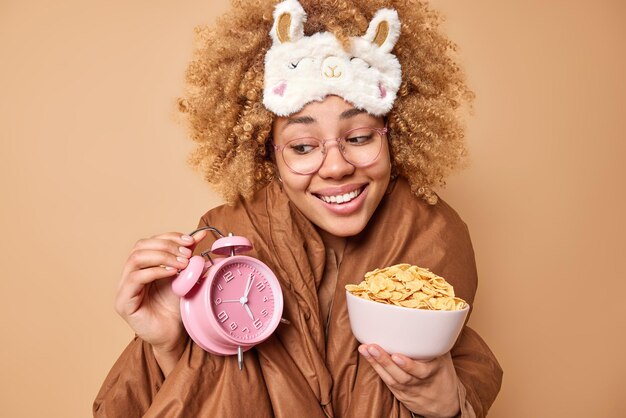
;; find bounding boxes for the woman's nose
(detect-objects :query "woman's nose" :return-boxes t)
[317,142,355,179]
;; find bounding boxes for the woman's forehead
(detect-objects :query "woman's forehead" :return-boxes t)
[274,96,382,133]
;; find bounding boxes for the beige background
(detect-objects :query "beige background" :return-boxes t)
[1,0,624,417]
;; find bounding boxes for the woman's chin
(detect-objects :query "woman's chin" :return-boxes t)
[315,217,368,238]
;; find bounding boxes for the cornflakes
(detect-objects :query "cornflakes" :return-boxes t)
[346,264,467,311]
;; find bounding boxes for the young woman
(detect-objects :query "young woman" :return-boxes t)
[95,1,502,417]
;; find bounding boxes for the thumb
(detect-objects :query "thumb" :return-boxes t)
[188,228,210,255]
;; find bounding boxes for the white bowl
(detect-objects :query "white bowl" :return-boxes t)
[346,291,469,360]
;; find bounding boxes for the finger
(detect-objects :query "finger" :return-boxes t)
[140,232,202,255]
[359,344,440,386]
[187,228,209,254]
[115,266,178,316]
[389,352,441,381]
[138,229,208,256]
[125,235,195,274]
[134,237,195,258]
[144,232,199,252]
[125,248,190,273]
[149,231,196,243]
[359,344,413,387]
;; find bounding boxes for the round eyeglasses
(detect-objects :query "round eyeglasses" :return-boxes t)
[273,126,387,175]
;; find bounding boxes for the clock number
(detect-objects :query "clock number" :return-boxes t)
[261,309,268,317]
[223,270,234,283]
[253,318,263,330]
[216,283,223,291]
[217,311,228,323]
[214,298,222,305]
[255,281,265,292]
[229,322,238,331]
[241,327,249,333]
[263,296,269,303]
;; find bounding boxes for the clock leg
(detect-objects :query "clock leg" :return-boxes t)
[237,345,244,371]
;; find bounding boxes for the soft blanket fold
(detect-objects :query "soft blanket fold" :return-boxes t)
[94,178,502,417]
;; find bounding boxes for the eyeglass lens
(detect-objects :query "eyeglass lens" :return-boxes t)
[281,127,383,174]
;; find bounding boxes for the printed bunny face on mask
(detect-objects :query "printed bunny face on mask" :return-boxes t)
[263,0,402,117]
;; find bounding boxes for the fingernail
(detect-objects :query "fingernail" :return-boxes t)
[358,346,370,358]
[392,355,405,366]
[181,235,193,242]
[164,266,174,270]
[179,246,192,256]
[176,256,187,264]
[368,347,380,358]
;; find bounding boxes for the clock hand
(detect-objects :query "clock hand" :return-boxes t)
[242,273,253,303]
[244,303,255,321]
[243,275,254,299]
[221,299,241,303]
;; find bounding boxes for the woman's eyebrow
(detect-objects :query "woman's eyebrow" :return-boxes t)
[284,115,316,127]
[339,108,366,119]
[281,108,366,132]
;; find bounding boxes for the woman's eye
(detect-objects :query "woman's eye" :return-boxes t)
[289,142,318,154]
[346,134,373,145]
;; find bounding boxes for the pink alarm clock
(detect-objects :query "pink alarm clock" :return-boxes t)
[171,227,284,369]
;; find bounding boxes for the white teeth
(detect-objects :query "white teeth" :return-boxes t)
[319,188,362,204]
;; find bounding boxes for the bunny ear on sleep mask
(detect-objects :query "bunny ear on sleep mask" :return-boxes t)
[263,0,402,117]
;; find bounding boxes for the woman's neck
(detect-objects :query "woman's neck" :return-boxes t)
[317,228,347,260]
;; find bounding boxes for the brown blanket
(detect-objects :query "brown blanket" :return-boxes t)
[94,178,502,417]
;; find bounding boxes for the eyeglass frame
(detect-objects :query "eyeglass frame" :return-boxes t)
[272,126,388,175]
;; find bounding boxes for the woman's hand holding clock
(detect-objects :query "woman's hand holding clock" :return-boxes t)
[115,230,208,376]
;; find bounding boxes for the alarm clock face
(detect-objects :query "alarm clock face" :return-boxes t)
[209,258,279,343]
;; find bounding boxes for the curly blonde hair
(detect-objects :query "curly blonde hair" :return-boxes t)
[178,0,472,204]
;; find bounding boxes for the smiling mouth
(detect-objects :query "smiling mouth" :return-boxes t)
[315,186,365,204]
